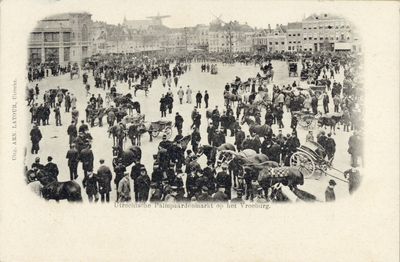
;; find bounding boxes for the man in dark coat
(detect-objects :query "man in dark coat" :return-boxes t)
[267,140,282,163]
[197,186,213,202]
[174,112,184,135]
[159,94,167,117]
[30,124,42,154]
[325,133,336,163]
[323,92,330,114]
[204,91,209,108]
[344,167,362,195]
[325,179,336,202]
[317,131,328,158]
[97,159,113,203]
[135,166,150,202]
[212,185,228,202]
[114,160,126,194]
[235,126,245,151]
[216,164,232,199]
[287,132,300,156]
[231,190,245,203]
[82,171,99,202]
[211,106,220,128]
[131,161,146,202]
[66,144,79,180]
[79,145,94,178]
[212,128,225,147]
[311,95,319,115]
[196,91,203,108]
[191,127,201,154]
[43,156,59,179]
[67,121,77,146]
[220,111,229,136]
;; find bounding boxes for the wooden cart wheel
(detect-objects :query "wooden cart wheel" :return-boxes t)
[165,127,172,139]
[302,115,316,129]
[290,152,315,178]
[298,115,309,128]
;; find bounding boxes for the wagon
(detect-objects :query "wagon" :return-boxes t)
[289,141,331,178]
[122,113,145,125]
[310,85,326,99]
[292,110,321,130]
[149,120,173,139]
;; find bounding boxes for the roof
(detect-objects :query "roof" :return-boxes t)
[303,13,343,21]
[34,20,71,30]
[287,22,302,30]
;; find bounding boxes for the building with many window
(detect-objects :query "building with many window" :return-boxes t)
[286,22,303,52]
[301,13,355,52]
[266,24,287,52]
[28,13,93,65]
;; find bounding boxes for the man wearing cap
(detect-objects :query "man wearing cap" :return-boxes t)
[212,128,225,148]
[135,166,150,202]
[325,180,336,202]
[164,186,178,203]
[211,106,220,128]
[317,131,328,158]
[195,170,209,196]
[325,133,336,163]
[196,91,202,108]
[114,160,126,194]
[130,161,146,202]
[79,144,94,178]
[82,171,99,203]
[204,90,209,109]
[117,173,131,202]
[30,124,42,154]
[79,120,89,134]
[344,167,362,195]
[174,112,184,135]
[197,186,213,202]
[71,107,79,125]
[213,185,228,202]
[97,159,113,203]
[216,164,232,199]
[31,157,44,170]
[231,190,245,203]
[66,144,79,180]
[186,167,199,199]
[67,121,78,146]
[191,127,201,154]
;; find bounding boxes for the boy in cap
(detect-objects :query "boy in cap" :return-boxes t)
[230,189,245,203]
[117,173,131,202]
[325,179,336,202]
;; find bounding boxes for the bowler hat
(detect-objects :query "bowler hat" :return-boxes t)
[329,179,337,186]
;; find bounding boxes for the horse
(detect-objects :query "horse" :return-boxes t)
[114,94,141,114]
[127,123,143,146]
[241,116,273,139]
[257,167,305,199]
[225,93,242,108]
[108,123,126,149]
[238,103,260,118]
[113,145,142,168]
[133,84,149,97]
[36,170,82,202]
[218,150,267,188]
[317,113,342,135]
[197,143,236,165]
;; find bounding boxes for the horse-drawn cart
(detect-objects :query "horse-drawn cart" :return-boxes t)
[289,141,330,178]
[292,110,321,130]
[149,120,173,139]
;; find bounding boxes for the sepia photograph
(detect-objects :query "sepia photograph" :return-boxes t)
[0,0,398,261]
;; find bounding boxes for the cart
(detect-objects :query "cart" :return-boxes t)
[289,141,330,178]
[150,120,173,139]
[292,110,321,130]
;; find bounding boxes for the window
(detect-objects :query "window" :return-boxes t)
[63,32,70,42]
[298,33,300,36]
[289,41,292,44]
[269,42,272,45]
[29,48,41,63]
[275,42,278,45]
[30,33,42,42]
[309,37,312,40]
[44,32,59,42]
[281,42,284,45]
[320,37,323,40]
[45,48,59,62]
[304,38,307,41]
[288,34,291,37]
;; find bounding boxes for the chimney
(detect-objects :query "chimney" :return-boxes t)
[268,24,271,31]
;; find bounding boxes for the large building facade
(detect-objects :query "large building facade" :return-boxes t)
[28,13,94,65]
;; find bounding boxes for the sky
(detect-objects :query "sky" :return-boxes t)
[11,0,376,32]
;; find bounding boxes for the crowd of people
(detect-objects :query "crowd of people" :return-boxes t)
[26,50,364,204]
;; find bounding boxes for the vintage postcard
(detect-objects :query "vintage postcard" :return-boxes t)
[0,0,398,261]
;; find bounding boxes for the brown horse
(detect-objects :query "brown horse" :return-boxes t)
[36,170,82,202]
[241,116,273,139]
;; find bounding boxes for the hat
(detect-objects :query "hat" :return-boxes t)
[329,180,337,186]
[140,166,146,171]
[47,156,53,161]
[171,186,178,191]
[150,182,159,188]
[236,191,243,196]
[202,186,208,192]
[35,157,40,162]
[99,158,105,163]
[162,134,167,139]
